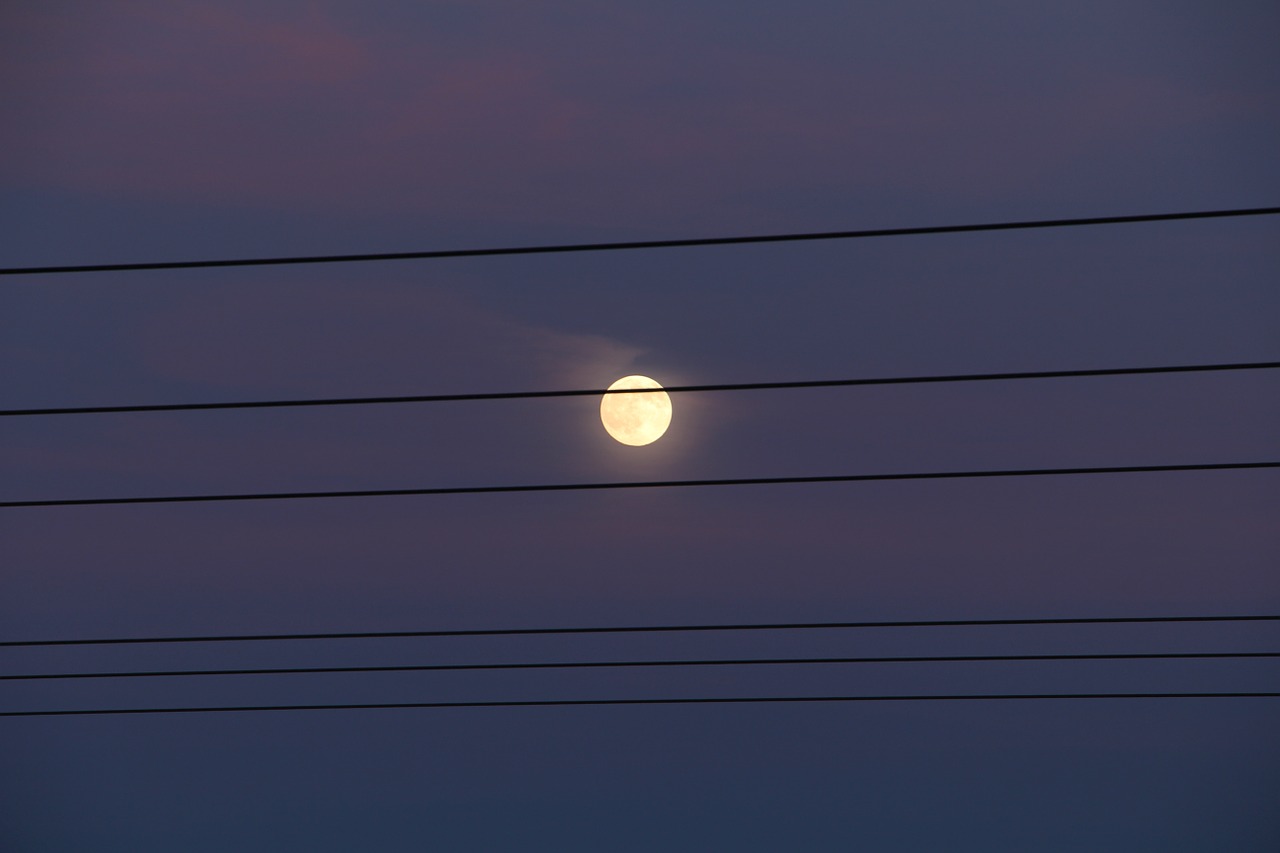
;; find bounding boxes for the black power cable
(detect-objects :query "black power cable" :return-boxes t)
[5,612,1275,649]
[6,651,1275,682]
[3,460,1275,510]
[6,693,1278,718]
[3,207,1276,277]
[3,360,1275,418]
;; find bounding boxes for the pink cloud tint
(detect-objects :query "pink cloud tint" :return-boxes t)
[1,4,1265,228]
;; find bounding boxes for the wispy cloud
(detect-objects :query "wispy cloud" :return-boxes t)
[133,277,643,395]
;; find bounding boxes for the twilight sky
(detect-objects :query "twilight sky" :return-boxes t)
[2,2,1278,850]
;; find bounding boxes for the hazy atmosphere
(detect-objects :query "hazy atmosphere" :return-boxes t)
[2,3,1278,850]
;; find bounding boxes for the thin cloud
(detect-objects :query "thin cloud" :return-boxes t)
[132,277,644,395]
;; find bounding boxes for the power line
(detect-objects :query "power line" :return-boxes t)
[4,360,1276,418]
[7,651,1276,682]
[2,206,1276,277]
[3,460,1274,510]
[5,613,1275,649]
[6,693,1278,717]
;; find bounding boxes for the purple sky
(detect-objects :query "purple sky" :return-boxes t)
[2,2,1278,850]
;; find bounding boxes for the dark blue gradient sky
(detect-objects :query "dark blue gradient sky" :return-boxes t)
[2,3,1278,850]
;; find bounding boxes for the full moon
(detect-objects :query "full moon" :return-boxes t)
[600,375,672,446]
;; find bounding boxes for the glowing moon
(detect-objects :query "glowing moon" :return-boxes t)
[600,375,672,446]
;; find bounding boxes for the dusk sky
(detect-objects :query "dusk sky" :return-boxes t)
[2,2,1278,850]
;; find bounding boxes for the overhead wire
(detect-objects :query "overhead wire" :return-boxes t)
[5,210,1276,720]
[2,360,1276,418]
[6,651,1277,682]
[5,612,1276,649]
[6,693,1279,717]
[2,206,1277,277]
[2,460,1275,510]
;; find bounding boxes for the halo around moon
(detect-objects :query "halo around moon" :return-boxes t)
[600,375,672,446]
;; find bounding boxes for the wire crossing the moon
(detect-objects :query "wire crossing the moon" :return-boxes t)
[3,360,1275,418]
